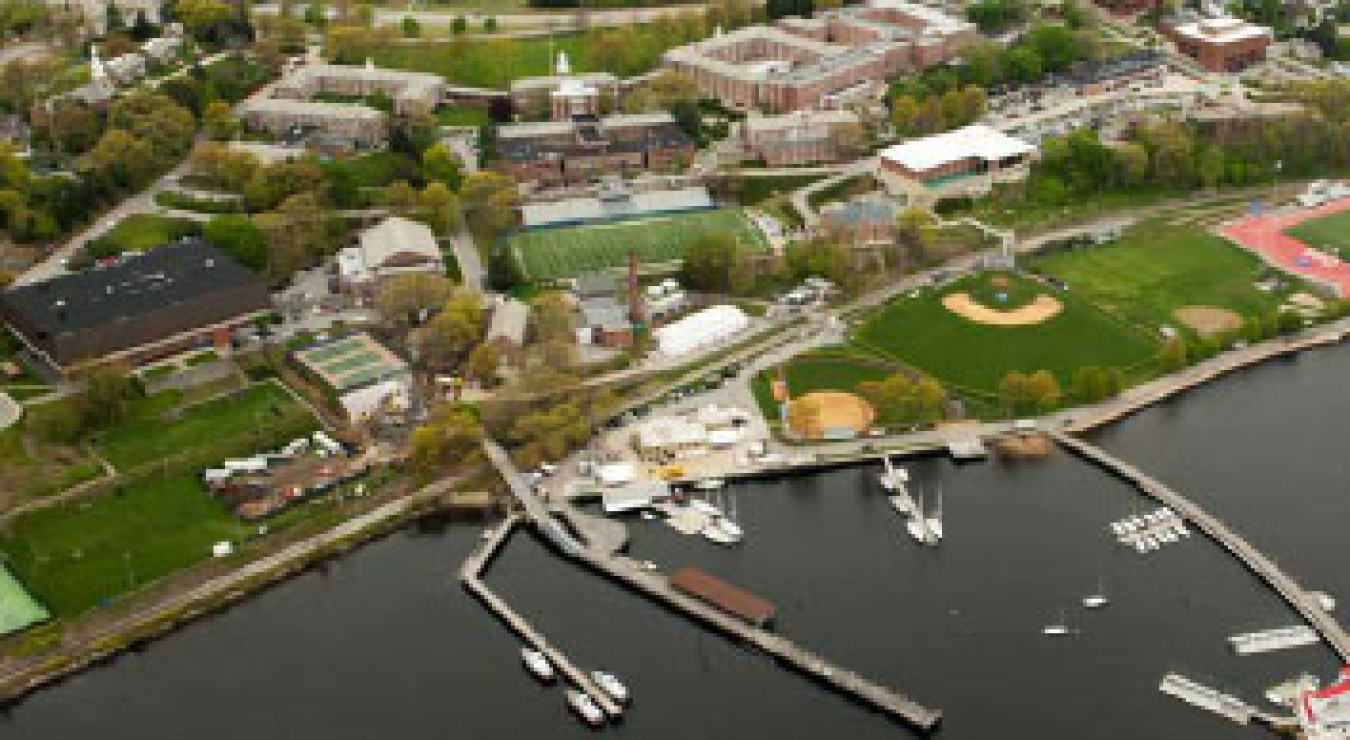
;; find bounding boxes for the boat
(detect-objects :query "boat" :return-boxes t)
[905,489,938,546]
[690,499,723,517]
[565,689,606,726]
[926,486,944,541]
[701,521,739,546]
[640,511,656,521]
[1082,578,1110,609]
[878,455,909,491]
[591,670,630,703]
[695,478,725,491]
[888,493,915,516]
[522,648,555,682]
[1043,610,1070,636]
[716,517,744,541]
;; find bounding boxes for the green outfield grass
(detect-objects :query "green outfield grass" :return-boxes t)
[852,272,1159,396]
[1030,221,1291,333]
[509,208,768,282]
[365,36,588,89]
[1285,209,1350,261]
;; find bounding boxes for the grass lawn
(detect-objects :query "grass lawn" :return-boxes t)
[154,190,244,215]
[88,215,200,257]
[95,382,313,472]
[366,36,588,89]
[1029,221,1290,334]
[0,382,321,618]
[852,272,1159,396]
[751,357,895,419]
[730,174,828,207]
[436,107,492,128]
[510,208,768,282]
[1285,209,1350,261]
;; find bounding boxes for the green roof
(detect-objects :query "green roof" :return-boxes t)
[0,564,49,635]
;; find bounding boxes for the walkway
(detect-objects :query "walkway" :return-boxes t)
[1052,431,1350,663]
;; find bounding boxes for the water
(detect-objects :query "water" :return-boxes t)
[4,347,1350,739]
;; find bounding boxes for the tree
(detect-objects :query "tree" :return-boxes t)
[681,235,741,293]
[130,9,157,39]
[531,291,577,346]
[414,289,483,369]
[420,181,463,235]
[999,371,1034,414]
[400,15,419,37]
[1007,47,1043,83]
[464,341,501,386]
[1159,336,1189,372]
[203,214,267,272]
[452,15,466,33]
[828,121,869,160]
[1026,369,1062,412]
[483,16,496,32]
[202,99,238,141]
[786,397,821,436]
[459,171,517,238]
[105,1,125,33]
[265,191,329,277]
[76,365,139,430]
[177,0,238,39]
[406,402,482,477]
[422,143,463,189]
[375,272,457,328]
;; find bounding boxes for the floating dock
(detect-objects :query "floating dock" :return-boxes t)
[1159,673,1257,724]
[1229,626,1321,655]
[946,437,987,460]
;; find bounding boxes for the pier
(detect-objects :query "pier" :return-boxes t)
[1229,626,1321,656]
[457,513,624,719]
[1052,431,1350,662]
[480,439,942,731]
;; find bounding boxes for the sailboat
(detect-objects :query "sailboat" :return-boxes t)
[926,485,944,541]
[1042,610,1070,636]
[906,488,938,546]
[1082,578,1110,609]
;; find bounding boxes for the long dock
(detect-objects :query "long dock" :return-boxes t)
[1052,431,1350,662]
[481,438,942,731]
[458,514,623,719]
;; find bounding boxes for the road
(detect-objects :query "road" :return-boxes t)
[448,226,485,292]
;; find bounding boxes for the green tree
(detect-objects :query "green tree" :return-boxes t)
[681,235,741,294]
[1026,369,1062,412]
[202,214,267,272]
[1159,336,1189,372]
[406,402,482,478]
[452,15,466,33]
[375,272,457,328]
[483,16,496,32]
[464,341,501,386]
[400,15,419,37]
[421,143,463,189]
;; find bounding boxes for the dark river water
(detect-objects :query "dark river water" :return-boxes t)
[5,346,1350,739]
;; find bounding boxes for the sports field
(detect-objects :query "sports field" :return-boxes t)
[1285,208,1350,261]
[0,564,48,635]
[509,208,769,282]
[852,272,1159,396]
[1031,221,1289,333]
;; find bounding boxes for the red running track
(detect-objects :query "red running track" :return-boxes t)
[1219,197,1350,297]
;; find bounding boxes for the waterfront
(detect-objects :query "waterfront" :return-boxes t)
[4,348,1350,737]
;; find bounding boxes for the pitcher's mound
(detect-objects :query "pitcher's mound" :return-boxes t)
[1173,306,1241,336]
[943,292,1063,326]
[789,391,875,439]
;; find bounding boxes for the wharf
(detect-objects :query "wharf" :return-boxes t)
[1052,431,1350,663]
[1158,673,1259,725]
[1229,626,1321,656]
[482,438,942,731]
[458,514,623,719]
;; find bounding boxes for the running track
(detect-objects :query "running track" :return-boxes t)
[1219,197,1350,297]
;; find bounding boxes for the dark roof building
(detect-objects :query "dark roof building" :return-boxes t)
[0,239,271,374]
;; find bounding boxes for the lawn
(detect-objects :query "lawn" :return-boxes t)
[0,382,321,618]
[1285,209,1350,261]
[729,174,828,207]
[366,36,589,89]
[95,381,314,471]
[86,214,200,258]
[436,107,492,128]
[509,208,769,282]
[324,151,422,190]
[852,272,1159,396]
[1029,221,1289,334]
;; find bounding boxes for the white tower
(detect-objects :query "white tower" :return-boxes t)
[555,50,571,77]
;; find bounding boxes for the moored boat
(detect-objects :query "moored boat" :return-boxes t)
[565,689,606,726]
[522,648,555,682]
[591,670,630,703]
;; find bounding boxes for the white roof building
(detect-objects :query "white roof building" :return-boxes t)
[1171,16,1272,45]
[338,216,444,287]
[880,124,1035,175]
[653,305,750,357]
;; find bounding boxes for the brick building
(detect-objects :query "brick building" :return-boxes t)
[273,61,445,115]
[238,97,387,149]
[1162,16,1272,72]
[663,0,977,113]
[741,109,862,166]
[0,240,270,375]
[496,112,694,186]
[878,124,1035,205]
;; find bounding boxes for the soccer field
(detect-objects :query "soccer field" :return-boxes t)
[509,208,769,283]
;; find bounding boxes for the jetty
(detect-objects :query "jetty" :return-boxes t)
[1229,626,1322,656]
[1158,673,1261,725]
[480,439,942,731]
[1052,431,1350,662]
[458,513,624,719]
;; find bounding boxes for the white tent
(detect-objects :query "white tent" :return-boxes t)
[653,305,750,357]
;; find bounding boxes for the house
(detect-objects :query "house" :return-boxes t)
[337,216,444,299]
[0,239,270,375]
[1161,15,1272,72]
[741,109,863,166]
[878,124,1035,205]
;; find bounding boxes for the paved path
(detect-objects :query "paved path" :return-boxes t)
[449,226,485,292]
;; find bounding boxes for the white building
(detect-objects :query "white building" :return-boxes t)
[1299,668,1350,739]
[338,216,444,298]
[653,305,750,357]
[878,124,1035,205]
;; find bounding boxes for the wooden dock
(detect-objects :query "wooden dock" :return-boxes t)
[574,549,943,730]
[1052,431,1350,662]
[481,438,942,731]
[458,514,624,719]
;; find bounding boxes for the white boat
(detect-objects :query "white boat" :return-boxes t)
[690,499,723,517]
[716,517,744,541]
[702,521,739,546]
[1043,610,1070,636]
[591,670,630,703]
[565,689,606,726]
[905,489,938,546]
[695,478,725,491]
[926,486,944,541]
[522,648,555,682]
[1083,579,1110,609]
[879,455,909,491]
[888,493,915,516]
[640,511,655,520]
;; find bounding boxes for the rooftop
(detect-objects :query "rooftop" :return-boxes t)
[880,124,1034,173]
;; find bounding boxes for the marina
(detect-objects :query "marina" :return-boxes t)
[1158,673,1262,725]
